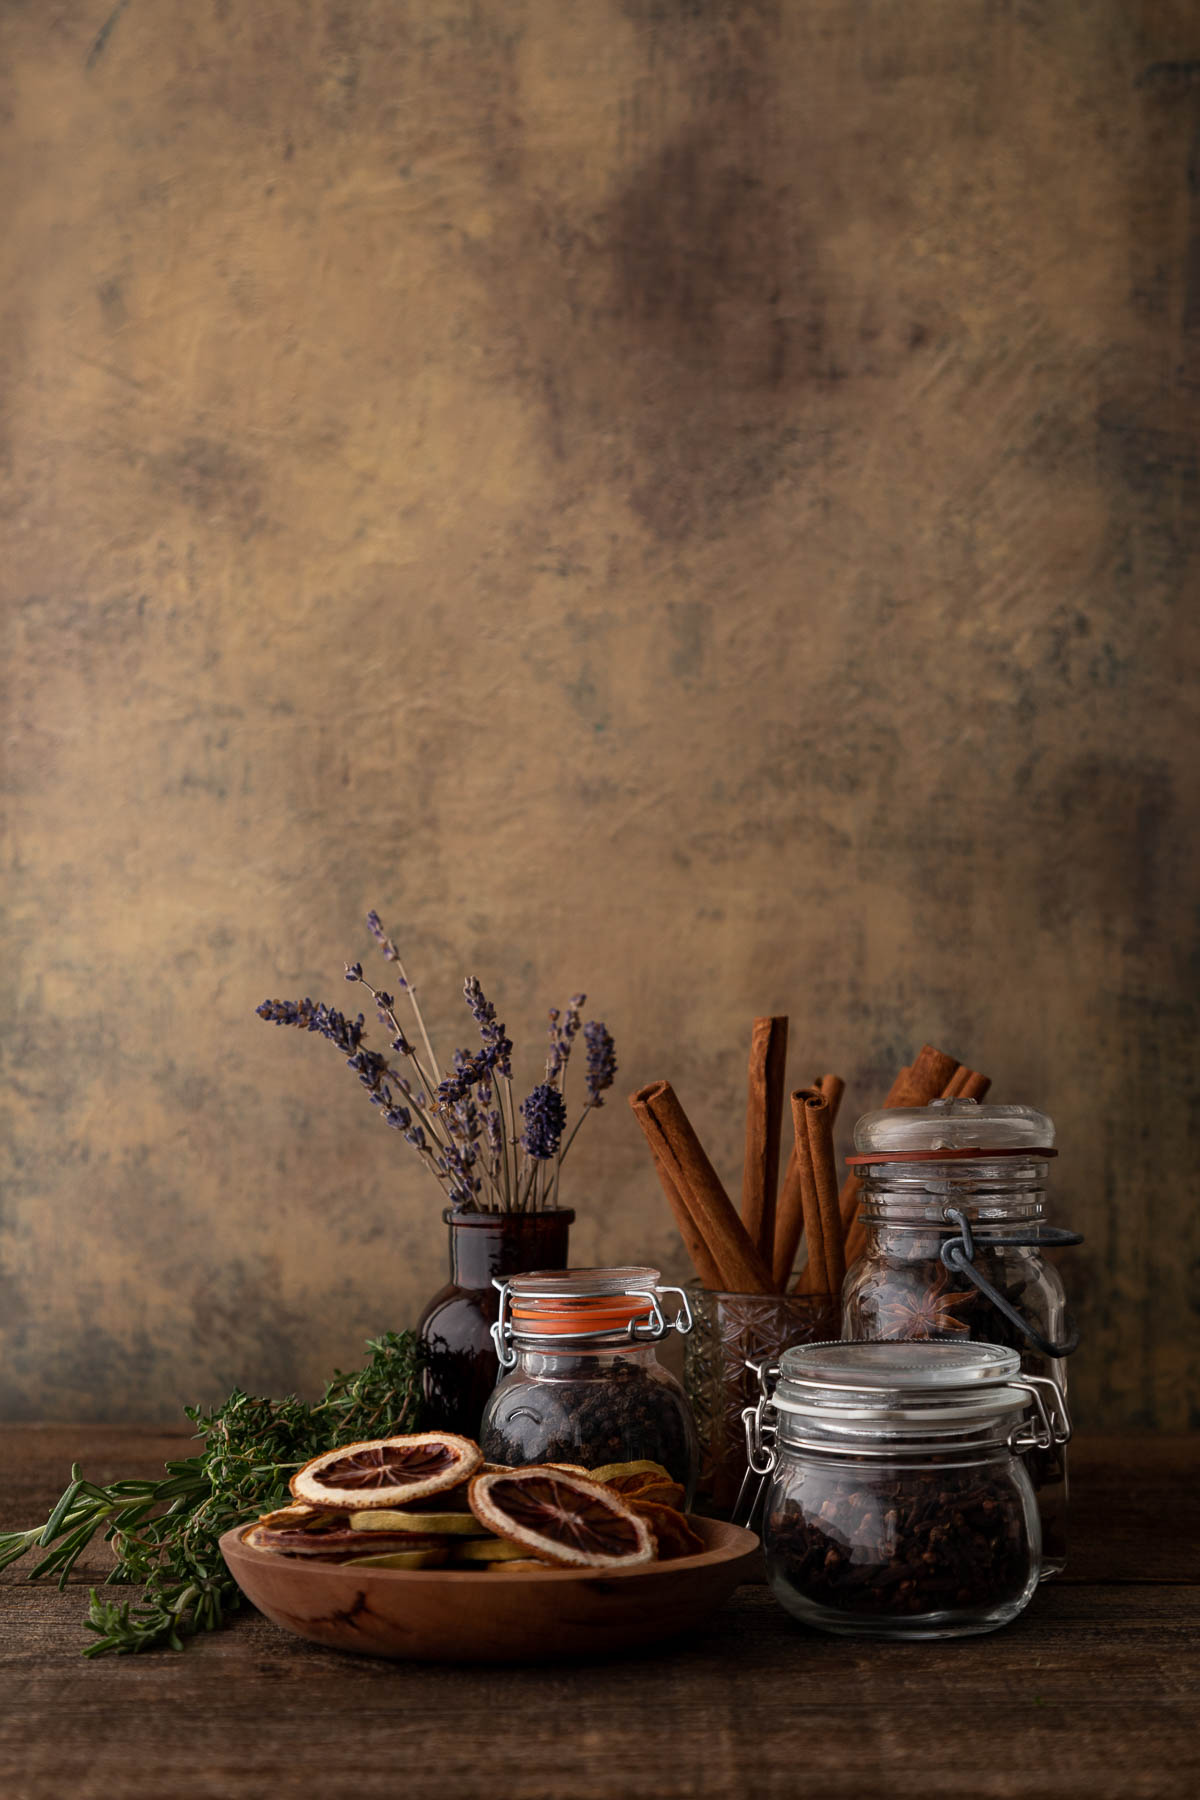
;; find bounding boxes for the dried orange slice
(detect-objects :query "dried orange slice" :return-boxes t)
[290,1433,481,1510]
[605,1474,687,1509]
[468,1468,654,1570]
[244,1522,448,1559]
[627,1500,704,1561]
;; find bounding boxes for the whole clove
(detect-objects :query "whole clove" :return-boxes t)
[764,1462,1033,1621]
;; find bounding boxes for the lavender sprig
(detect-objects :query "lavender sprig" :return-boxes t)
[463,977,513,1080]
[519,1083,567,1161]
[259,923,615,1215]
[257,996,451,1195]
[545,994,585,1083]
[364,912,440,1080]
[583,1020,618,1108]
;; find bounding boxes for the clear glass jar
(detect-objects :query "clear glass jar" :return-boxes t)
[840,1099,1079,1574]
[480,1268,699,1503]
[750,1341,1070,1640]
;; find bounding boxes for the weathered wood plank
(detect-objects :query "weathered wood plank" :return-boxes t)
[2,1430,1197,1799]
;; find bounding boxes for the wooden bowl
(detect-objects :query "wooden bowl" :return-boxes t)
[219,1515,760,1663]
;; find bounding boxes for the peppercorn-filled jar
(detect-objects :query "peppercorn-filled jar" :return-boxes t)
[841,1099,1080,1574]
[748,1340,1070,1639]
[481,1268,699,1503]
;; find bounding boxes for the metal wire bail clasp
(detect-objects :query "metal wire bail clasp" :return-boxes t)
[733,1357,779,1529]
[1009,1372,1073,1454]
[940,1206,1083,1358]
[490,1278,518,1370]
[631,1284,694,1341]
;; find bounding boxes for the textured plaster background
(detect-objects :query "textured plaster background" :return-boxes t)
[2,1,1197,1428]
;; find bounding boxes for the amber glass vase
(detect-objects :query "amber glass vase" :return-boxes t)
[416,1209,573,1436]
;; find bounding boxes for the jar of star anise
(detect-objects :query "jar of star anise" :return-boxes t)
[481,1268,699,1502]
[750,1340,1070,1639]
[840,1100,1080,1573]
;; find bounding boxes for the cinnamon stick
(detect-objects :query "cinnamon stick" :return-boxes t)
[776,1090,825,1293]
[943,1066,991,1102]
[741,1016,789,1268]
[840,1043,963,1266]
[773,1142,806,1291]
[629,1081,773,1294]
[792,1088,845,1298]
[816,1073,845,1127]
[645,1141,724,1289]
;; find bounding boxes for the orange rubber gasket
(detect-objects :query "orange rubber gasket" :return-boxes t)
[512,1299,655,1333]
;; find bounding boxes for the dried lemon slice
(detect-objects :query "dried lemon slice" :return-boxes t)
[449,1536,537,1564]
[348,1509,486,1536]
[255,1502,338,1531]
[290,1433,482,1510]
[344,1548,449,1569]
[468,1468,654,1570]
[588,1460,673,1487]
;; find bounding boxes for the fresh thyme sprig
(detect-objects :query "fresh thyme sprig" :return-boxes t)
[0,1330,423,1657]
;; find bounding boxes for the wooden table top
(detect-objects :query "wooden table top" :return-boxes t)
[3,1427,1198,1800]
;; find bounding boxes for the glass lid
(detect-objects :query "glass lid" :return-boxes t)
[771,1340,1030,1428]
[850,1098,1055,1158]
[778,1340,1022,1390]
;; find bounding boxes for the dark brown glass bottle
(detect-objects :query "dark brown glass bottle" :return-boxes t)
[416,1209,573,1436]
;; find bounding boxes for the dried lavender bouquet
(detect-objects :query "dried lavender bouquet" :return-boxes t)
[257,911,617,1212]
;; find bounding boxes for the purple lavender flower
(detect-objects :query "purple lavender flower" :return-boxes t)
[257,998,366,1057]
[583,1020,618,1108]
[463,976,513,1079]
[435,1042,509,1110]
[545,994,586,1082]
[366,911,407,985]
[485,1109,504,1159]
[519,1083,567,1160]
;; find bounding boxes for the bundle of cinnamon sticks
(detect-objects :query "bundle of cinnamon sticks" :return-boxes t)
[629,1027,990,1299]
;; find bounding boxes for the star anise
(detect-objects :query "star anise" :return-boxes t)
[875,1268,976,1339]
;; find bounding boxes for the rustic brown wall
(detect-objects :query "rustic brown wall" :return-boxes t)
[3,1,1197,1430]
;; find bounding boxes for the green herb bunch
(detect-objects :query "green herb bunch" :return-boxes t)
[0,1330,423,1657]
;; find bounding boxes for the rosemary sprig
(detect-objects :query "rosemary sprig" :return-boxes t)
[0,1330,423,1658]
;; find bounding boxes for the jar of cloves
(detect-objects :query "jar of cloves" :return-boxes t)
[841,1099,1080,1573]
[481,1268,699,1502]
[749,1340,1070,1639]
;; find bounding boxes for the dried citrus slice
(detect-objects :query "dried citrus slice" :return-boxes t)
[604,1473,687,1509]
[255,1502,338,1531]
[347,1509,486,1536]
[627,1500,704,1561]
[449,1536,538,1564]
[589,1459,673,1487]
[344,1548,449,1569]
[290,1433,481,1510]
[244,1522,447,1559]
[468,1468,654,1570]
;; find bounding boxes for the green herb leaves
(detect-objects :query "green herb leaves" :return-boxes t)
[0,1330,423,1657]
